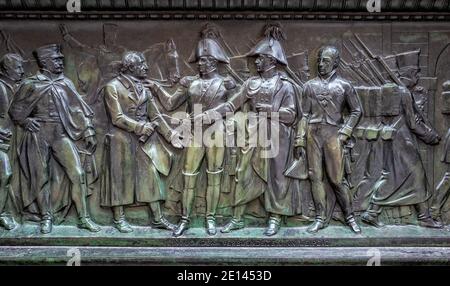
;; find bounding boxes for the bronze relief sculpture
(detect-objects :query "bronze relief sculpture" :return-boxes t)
[100,51,182,233]
[152,28,237,236]
[207,24,302,236]
[8,44,100,233]
[296,46,362,234]
[0,24,445,235]
[1,0,450,265]
[0,53,23,231]
[360,51,442,229]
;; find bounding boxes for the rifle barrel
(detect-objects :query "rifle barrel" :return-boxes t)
[354,34,403,86]
[350,38,386,85]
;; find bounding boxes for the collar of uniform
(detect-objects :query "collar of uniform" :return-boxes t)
[318,70,337,83]
[36,71,65,82]
[120,73,144,89]
[0,74,14,91]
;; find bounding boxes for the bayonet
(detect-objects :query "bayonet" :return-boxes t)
[354,33,403,86]
[348,39,385,85]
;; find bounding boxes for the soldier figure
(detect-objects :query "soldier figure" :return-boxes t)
[0,53,25,230]
[100,51,183,233]
[151,31,237,236]
[360,51,442,228]
[204,24,301,236]
[431,81,450,223]
[9,44,100,234]
[432,126,450,223]
[296,46,362,234]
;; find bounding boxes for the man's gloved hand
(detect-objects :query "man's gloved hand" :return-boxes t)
[23,118,40,132]
[338,133,349,145]
[170,131,184,149]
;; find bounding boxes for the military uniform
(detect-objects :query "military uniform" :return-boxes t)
[9,44,99,233]
[297,70,362,228]
[432,128,450,220]
[153,35,237,236]
[361,50,441,228]
[211,27,302,236]
[213,73,299,215]
[0,65,21,229]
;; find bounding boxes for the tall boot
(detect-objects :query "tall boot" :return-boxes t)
[37,188,52,234]
[173,171,198,237]
[335,182,361,233]
[431,172,450,222]
[361,203,384,228]
[416,202,443,228]
[264,213,281,236]
[150,201,176,231]
[205,169,222,236]
[221,204,245,233]
[71,181,100,232]
[0,176,16,230]
[113,206,132,233]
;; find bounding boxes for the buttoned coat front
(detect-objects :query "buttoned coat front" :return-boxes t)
[100,74,174,207]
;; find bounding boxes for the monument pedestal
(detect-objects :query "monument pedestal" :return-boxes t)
[0,224,449,265]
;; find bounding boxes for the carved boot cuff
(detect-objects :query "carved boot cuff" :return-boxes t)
[417,213,432,221]
[345,215,356,223]
[42,214,53,221]
[314,217,325,223]
[180,217,191,223]
[113,216,126,224]
[269,215,282,224]
[206,168,223,186]
[183,171,199,189]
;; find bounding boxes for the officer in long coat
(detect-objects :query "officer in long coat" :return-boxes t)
[204,25,301,236]
[101,51,183,233]
[361,51,442,228]
[9,44,100,234]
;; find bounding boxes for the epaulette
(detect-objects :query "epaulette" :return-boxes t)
[179,75,199,88]
[247,76,262,91]
[223,76,236,90]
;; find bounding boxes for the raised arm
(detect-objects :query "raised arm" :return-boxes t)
[147,94,178,143]
[148,75,199,112]
[204,83,248,120]
[60,24,98,55]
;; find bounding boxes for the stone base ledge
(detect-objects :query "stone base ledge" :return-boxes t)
[0,246,449,265]
[0,223,449,247]
[0,224,450,265]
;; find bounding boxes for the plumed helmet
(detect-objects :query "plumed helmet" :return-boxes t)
[188,24,230,64]
[246,23,288,66]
